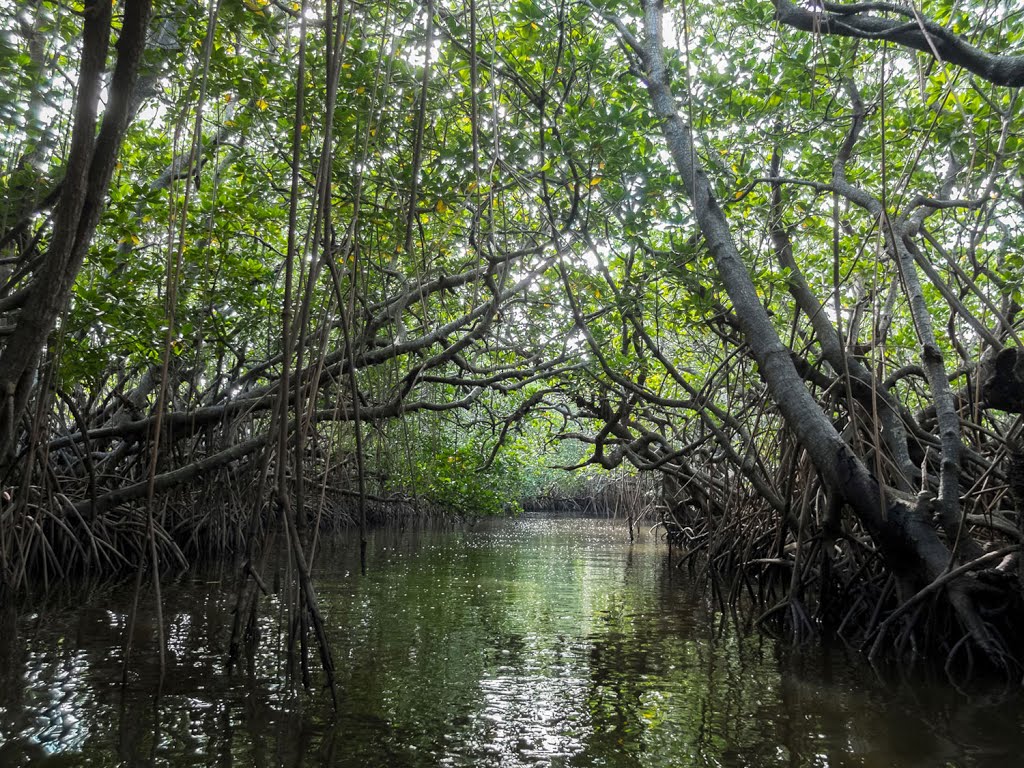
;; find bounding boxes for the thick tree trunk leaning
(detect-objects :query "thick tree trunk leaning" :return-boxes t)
[0,0,153,464]
[629,0,1000,657]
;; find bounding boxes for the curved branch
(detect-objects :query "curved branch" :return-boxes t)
[773,0,1024,87]
[627,0,962,589]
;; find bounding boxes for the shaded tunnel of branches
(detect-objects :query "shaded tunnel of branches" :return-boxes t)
[3,0,1024,687]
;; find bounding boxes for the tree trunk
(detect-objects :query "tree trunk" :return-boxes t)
[633,0,975,594]
[0,0,152,463]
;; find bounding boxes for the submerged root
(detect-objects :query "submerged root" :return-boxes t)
[0,464,450,602]
[664,485,1024,681]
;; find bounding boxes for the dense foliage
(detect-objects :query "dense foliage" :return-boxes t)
[3,0,1024,681]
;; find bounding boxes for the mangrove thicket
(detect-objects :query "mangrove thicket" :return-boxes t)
[3,0,1024,685]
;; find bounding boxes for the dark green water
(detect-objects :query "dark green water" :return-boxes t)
[0,516,1021,767]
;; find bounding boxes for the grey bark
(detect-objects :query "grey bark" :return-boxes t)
[631,0,961,588]
[0,0,153,463]
[773,0,1024,87]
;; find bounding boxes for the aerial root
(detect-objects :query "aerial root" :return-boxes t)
[664,492,1024,680]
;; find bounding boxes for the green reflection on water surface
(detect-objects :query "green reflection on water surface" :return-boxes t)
[0,517,1020,767]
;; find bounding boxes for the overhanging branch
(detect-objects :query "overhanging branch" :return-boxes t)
[773,0,1024,87]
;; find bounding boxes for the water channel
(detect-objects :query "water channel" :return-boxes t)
[1,516,1021,766]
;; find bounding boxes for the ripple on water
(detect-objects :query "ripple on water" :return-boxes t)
[0,516,1022,767]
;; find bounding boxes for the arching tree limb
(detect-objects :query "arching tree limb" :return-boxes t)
[773,0,1024,87]
[629,0,965,593]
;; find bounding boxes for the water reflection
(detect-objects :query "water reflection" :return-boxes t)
[0,516,1021,767]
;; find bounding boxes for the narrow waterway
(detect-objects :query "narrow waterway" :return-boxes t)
[0,516,1021,767]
